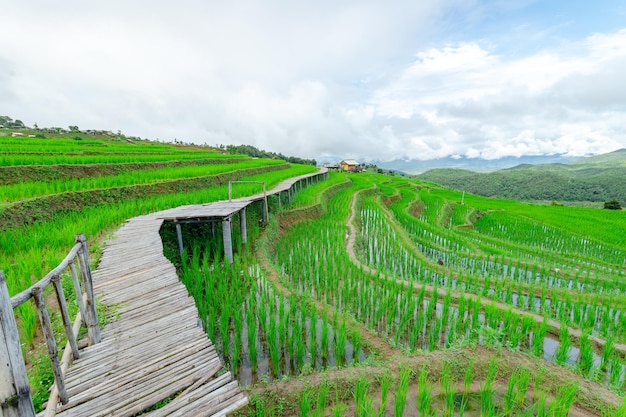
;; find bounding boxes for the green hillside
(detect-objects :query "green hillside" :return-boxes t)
[417,149,626,204]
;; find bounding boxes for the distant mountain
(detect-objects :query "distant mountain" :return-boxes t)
[374,154,580,174]
[415,149,626,203]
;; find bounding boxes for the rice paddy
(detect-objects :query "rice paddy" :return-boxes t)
[2,134,625,416]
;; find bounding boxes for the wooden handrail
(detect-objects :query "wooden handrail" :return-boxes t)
[0,233,101,416]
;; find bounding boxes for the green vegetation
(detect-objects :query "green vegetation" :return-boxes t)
[2,126,624,416]
[225,144,317,166]
[232,169,624,416]
[417,148,626,204]
[0,132,317,412]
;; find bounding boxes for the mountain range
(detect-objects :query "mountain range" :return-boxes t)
[412,149,626,204]
[374,154,581,174]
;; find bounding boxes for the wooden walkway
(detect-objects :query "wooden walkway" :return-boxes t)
[51,168,327,417]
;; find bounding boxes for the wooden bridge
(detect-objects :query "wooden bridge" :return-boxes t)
[0,168,327,417]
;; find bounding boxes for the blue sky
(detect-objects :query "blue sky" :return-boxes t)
[1,1,625,162]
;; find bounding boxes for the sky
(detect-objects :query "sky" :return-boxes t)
[1,0,626,163]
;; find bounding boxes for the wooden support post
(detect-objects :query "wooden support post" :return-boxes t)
[75,234,100,345]
[277,191,282,209]
[50,275,80,360]
[262,182,269,223]
[261,198,268,223]
[0,271,36,417]
[175,222,184,259]
[31,285,69,405]
[69,260,88,328]
[240,207,247,250]
[222,218,233,264]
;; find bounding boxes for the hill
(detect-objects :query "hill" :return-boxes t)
[416,149,626,203]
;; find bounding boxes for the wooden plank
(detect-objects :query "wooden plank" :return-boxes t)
[41,169,327,415]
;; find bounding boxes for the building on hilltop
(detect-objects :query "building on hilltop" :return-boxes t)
[340,159,360,172]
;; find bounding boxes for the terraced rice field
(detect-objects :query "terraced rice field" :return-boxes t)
[2,133,626,415]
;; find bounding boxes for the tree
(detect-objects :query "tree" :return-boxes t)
[69,125,79,132]
[604,199,622,210]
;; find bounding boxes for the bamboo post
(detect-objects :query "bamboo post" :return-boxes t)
[175,222,184,259]
[68,259,88,328]
[239,207,247,250]
[31,285,69,405]
[262,182,269,223]
[0,271,36,417]
[50,274,80,360]
[222,218,233,264]
[75,234,100,345]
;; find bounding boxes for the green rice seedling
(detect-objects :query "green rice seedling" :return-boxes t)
[232,331,241,376]
[309,304,317,350]
[354,376,374,417]
[609,396,626,417]
[394,366,411,417]
[416,365,433,417]
[551,382,578,417]
[601,335,615,373]
[609,355,622,389]
[332,403,346,417]
[268,320,280,377]
[578,331,594,377]
[351,329,361,364]
[315,381,330,417]
[321,315,329,359]
[533,366,547,403]
[516,367,532,408]
[247,307,258,370]
[440,362,455,417]
[535,391,549,417]
[309,319,318,364]
[297,322,306,368]
[378,373,391,417]
[335,317,348,365]
[220,313,230,358]
[531,319,548,357]
[446,316,457,348]
[480,357,498,415]
[504,369,518,414]
[300,389,311,417]
[464,360,474,398]
[555,323,570,365]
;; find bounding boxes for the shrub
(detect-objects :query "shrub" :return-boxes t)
[604,199,622,210]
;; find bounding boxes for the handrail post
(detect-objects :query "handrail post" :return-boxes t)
[75,234,101,344]
[68,259,88,330]
[31,285,69,405]
[0,271,36,417]
[50,274,80,360]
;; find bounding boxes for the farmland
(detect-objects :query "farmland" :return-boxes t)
[2,133,626,416]
[162,168,625,416]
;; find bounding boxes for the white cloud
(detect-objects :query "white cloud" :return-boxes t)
[372,28,626,160]
[0,1,625,163]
